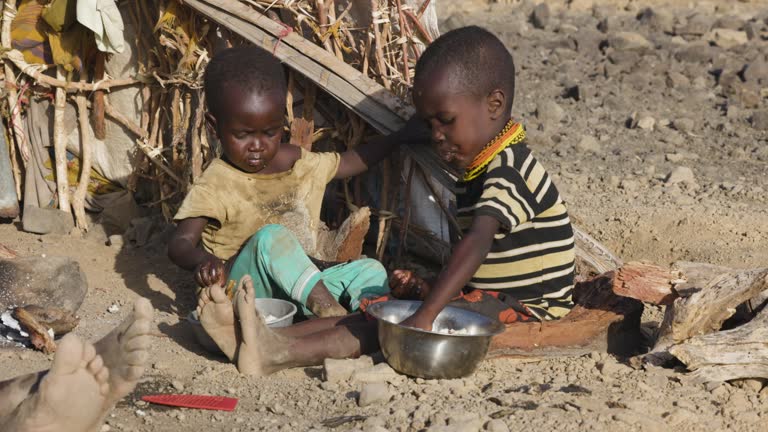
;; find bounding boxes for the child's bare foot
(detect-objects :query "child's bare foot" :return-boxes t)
[1,334,110,432]
[389,270,431,300]
[93,297,154,408]
[196,282,238,361]
[235,276,291,376]
[306,281,348,318]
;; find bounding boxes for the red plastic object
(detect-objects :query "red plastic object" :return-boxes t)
[141,394,238,411]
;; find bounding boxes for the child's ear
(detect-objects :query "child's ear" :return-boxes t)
[205,113,218,136]
[487,89,506,120]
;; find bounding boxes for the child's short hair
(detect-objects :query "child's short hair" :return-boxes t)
[415,26,515,112]
[204,46,287,119]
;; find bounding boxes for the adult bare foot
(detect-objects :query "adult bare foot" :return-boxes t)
[93,297,154,408]
[1,334,110,432]
[196,282,238,361]
[235,276,292,376]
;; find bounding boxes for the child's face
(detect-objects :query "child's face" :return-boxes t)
[413,69,505,171]
[209,86,285,174]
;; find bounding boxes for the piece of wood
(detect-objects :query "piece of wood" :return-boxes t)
[488,271,643,358]
[14,305,79,335]
[656,268,768,346]
[13,306,57,354]
[0,243,17,259]
[72,92,92,231]
[668,307,768,384]
[612,262,682,305]
[53,68,71,214]
[333,206,371,262]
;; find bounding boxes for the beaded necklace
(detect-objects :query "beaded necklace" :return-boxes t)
[463,119,526,182]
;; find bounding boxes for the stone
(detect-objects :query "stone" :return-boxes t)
[675,42,713,63]
[608,32,652,51]
[485,419,510,432]
[536,100,565,128]
[351,362,402,384]
[22,206,74,235]
[637,116,656,130]
[714,16,746,31]
[575,135,601,153]
[665,167,696,185]
[0,256,87,314]
[673,118,695,133]
[637,8,674,34]
[358,383,390,407]
[108,234,124,249]
[743,58,768,85]
[707,28,748,49]
[323,356,374,382]
[363,416,387,429]
[530,3,550,29]
[666,71,690,89]
[171,380,185,391]
[744,22,758,40]
[751,110,768,130]
[568,0,594,11]
[676,13,713,36]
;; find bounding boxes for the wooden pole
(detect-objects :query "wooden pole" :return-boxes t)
[53,68,70,213]
[72,91,92,231]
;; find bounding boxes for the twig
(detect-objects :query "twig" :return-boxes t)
[370,0,392,90]
[5,50,141,92]
[191,91,205,179]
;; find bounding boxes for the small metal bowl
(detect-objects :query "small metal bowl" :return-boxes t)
[367,300,505,379]
[187,298,297,354]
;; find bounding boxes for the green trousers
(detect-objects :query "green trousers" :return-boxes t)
[228,224,389,315]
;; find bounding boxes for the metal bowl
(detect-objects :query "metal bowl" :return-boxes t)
[367,300,505,379]
[187,298,297,354]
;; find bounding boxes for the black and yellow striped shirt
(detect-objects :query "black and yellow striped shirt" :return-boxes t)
[457,141,575,319]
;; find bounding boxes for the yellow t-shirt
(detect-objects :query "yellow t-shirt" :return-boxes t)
[174,149,340,260]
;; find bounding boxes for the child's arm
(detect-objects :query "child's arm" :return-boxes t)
[168,217,228,287]
[400,215,500,330]
[335,115,428,179]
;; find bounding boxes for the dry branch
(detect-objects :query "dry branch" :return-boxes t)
[669,307,768,383]
[72,92,92,231]
[4,50,141,92]
[658,268,768,345]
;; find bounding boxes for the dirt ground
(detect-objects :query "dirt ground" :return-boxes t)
[2,0,768,431]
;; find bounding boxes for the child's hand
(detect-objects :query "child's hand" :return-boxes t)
[389,270,431,300]
[400,310,434,331]
[195,256,228,287]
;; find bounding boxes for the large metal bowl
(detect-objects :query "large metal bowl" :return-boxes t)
[367,300,505,379]
[187,298,297,354]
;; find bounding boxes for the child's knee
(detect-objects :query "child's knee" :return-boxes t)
[246,224,295,253]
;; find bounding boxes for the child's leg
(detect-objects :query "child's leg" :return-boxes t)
[320,258,390,312]
[234,277,378,376]
[228,224,346,317]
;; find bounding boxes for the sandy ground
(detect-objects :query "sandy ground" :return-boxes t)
[2,0,768,431]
